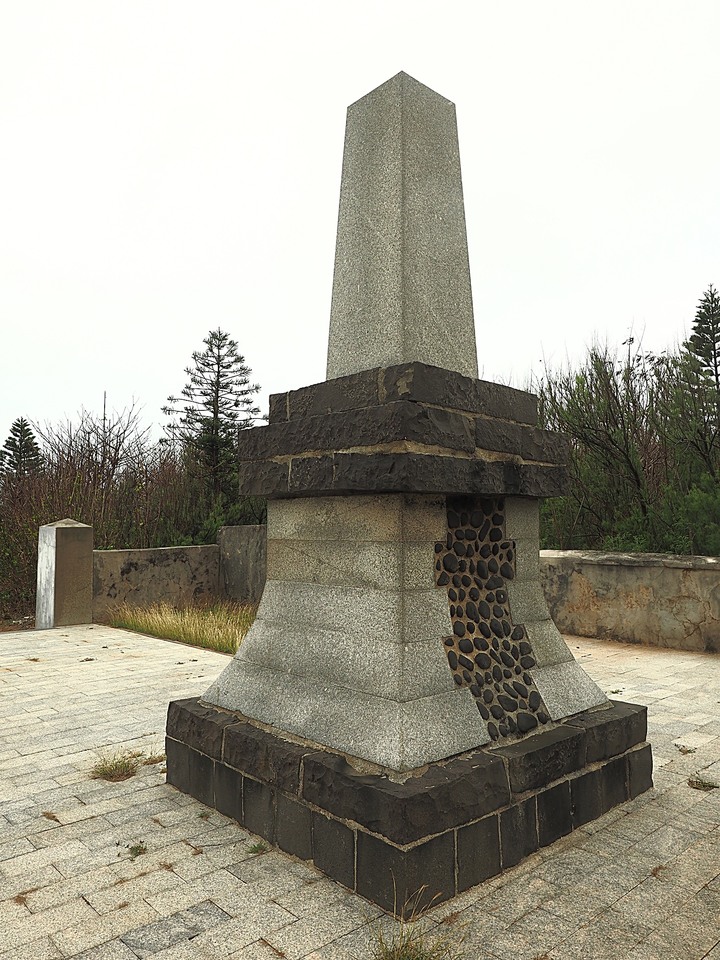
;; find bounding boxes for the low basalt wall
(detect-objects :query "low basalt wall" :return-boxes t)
[92,525,266,620]
[541,550,720,653]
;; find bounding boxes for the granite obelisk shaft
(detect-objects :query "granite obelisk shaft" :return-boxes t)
[326,72,478,380]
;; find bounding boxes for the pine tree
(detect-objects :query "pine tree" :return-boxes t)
[163,329,260,499]
[685,284,720,393]
[0,418,42,479]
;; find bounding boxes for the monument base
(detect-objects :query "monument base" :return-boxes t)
[165,698,652,916]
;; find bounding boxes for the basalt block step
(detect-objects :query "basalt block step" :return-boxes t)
[166,697,653,916]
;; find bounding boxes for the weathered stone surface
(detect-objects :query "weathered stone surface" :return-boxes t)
[166,697,238,760]
[492,725,586,794]
[326,73,477,381]
[268,391,289,423]
[563,701,647,763]
[505,497,540,541]
[542,549,720,652]
[277,369,380,422]
[500,796,538,868]
[239,401,476,459]
[214,762,243,822]
[537,780,572,846]
[356,830,456,915]
[287,455,335,494]
[93,544,220,621]
[237,459,289,497]
[571,755,629,827]
[167,694,651,913]
[239,621,455,702]
[382,363,537,424]
[507,579,552,624]
[236,452,567,499]
[276,794,312,861]
[301,750,510,845]
[457,814,501,892]
[222,718,311,793]
[267,537,402,590]
[312,812,356,890]
[218,525,266,604]
[244,777,276,842]
[627,742,654,798]
[275,363,537,425]
[165,737,190,794]
[267,493,410,543]
[475,418,569,463]
[532,659,608,720]
[524,619,576,669]
[205,658,485,771]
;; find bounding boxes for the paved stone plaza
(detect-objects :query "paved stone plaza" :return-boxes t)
[2,624,720,959]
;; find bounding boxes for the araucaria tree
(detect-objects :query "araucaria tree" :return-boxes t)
[0,417,42,479]
[163,329,260,500]
[685,284,720,394]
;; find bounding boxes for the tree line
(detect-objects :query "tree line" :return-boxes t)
[0,329,264,621]
[538,285,720,554]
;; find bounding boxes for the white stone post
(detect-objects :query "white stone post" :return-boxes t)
[36,519,93,629]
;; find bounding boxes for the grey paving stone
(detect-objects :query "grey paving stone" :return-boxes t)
[120,900,231,958]
[73,940,139,960]
[0,935,64,960]
[51,902,163,956]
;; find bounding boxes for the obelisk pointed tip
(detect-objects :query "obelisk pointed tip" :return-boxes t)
[349,71,456,110]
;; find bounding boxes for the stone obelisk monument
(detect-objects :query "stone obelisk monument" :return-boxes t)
[167,73,652,914]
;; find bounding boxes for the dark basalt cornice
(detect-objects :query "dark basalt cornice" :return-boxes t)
[239,362,569,499]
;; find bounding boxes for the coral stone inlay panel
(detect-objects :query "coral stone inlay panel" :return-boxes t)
[434,496,550,741]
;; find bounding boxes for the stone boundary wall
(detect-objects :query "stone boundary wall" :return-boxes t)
[541,550,720,653]
[92,525,266,620]
[93,545,220,620]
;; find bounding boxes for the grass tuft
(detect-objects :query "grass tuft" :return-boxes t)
[248,842,269,855]
[91,751,144,782]
[143,753,166,766]
[108,599,257,655]
[369,886,465,959]
[116,841,147,861]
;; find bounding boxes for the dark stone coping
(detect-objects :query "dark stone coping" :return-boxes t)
[245,363,569,499]
[237,452,568,499]
[165,698,652,916]
[239,401,568,466]
[268,362,538,426]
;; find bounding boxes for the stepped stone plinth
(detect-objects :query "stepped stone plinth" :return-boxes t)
[166,72,652,915]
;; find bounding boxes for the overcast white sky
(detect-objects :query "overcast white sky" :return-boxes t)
[2,1,720,444]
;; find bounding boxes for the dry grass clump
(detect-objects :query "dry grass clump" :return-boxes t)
[370,887,465,960]
[91,750,144,782]
[108,599,257,654]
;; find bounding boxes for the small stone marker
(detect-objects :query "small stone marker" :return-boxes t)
[166,73,653,915]
[36,519,93,629]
